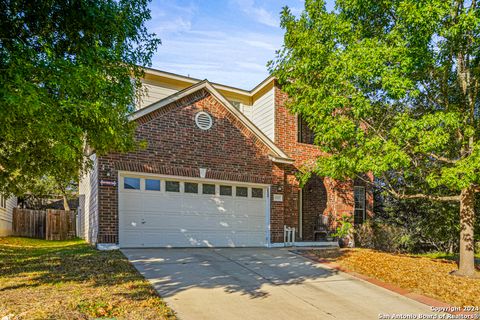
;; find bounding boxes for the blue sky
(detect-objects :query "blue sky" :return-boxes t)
[147,0,334,89]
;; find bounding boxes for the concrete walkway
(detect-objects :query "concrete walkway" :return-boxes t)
[122,248,438,320]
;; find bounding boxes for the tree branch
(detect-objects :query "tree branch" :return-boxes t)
[380,173,460,202]
[392,191,460,202]
[354,173,375,187]
[428,152,458,164]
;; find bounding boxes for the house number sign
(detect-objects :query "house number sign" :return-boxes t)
[273,194,283,202]
[100,180,117,187]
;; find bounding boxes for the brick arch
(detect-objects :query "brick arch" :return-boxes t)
[301,174,328,241]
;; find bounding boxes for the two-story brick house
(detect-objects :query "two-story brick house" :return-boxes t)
[78,68,373,248]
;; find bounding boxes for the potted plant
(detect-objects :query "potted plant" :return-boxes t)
[332,214,354,248]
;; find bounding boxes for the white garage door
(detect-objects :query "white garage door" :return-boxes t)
[118,173,269,248]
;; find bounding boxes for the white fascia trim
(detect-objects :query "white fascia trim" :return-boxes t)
[142,67,199,84]
[250,75,275,96]
[143,67,274,96]
[268,155,295,165]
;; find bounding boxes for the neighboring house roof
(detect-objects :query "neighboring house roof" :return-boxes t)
[129,80,294,164]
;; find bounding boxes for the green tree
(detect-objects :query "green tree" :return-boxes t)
[270,0,480,276]
[17,176,77,211]
[0,0,160,197]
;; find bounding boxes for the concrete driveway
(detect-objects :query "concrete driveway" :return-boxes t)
[122,248,437,320]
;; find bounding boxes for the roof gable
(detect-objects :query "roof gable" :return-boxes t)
[129,80,293,164]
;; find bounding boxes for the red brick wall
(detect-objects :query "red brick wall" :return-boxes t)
[96,89,280,244]
[272,82,374,240]
[95,84,373,244]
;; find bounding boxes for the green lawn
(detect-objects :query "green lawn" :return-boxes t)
[0,237,175,320]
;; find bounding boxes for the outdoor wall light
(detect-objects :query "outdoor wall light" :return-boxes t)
[101,165,112,177]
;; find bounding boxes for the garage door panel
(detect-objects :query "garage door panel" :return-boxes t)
[120,230,144,247]
[141,194,169,209]
[181,196,222,211]
[119,177,268,248]
[139,211,265,230]
[142,194,182,211]
[119,212,143,229]
[233,205,264,219]
[119,194,144,211]
[139,230,266,248]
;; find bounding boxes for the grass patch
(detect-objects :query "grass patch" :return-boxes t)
[414,252,480,260]
[310,248,480,307]
[0,237,176,319]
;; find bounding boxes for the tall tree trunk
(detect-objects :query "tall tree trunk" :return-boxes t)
[63,194,70,211]
[456,186,476,277]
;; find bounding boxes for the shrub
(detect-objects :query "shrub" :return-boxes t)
[355,221,415,253]
[375,189,463,253]
[373,223,401,252]
[354,221,375,249]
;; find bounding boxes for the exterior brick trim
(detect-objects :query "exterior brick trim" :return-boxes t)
[115,162,273,184]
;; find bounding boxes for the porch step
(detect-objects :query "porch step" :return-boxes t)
[270,241,338,248]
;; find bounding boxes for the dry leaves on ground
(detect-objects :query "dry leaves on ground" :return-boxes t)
[311,248,480,307]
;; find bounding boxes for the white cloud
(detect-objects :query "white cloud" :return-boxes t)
[145,0,295,88]
[232,0,279,27]
[151,30,282,88]
[243,39,277,51]
[150,17,192,34]
[235,61,268,72]
[148,1,196,35]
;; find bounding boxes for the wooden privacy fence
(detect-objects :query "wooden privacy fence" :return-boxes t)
[12,209,46,239]
[13,208,76,240]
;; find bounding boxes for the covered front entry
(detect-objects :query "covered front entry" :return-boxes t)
[118,173,269,248]
[299,175,329,241]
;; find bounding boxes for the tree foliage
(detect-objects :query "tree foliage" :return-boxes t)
[270,0,480,276]
[0,0,160,196]
[16,176,77,210]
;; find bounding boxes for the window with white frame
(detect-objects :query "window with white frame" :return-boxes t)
[353,186,366,225]
[0,195,6,209]
[124,177,140,190]
[145,179,161,191]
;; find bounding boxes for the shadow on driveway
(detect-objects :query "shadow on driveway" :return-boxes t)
[122,247,339,299]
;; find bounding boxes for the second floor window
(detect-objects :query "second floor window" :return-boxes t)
[297,115,315,144]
